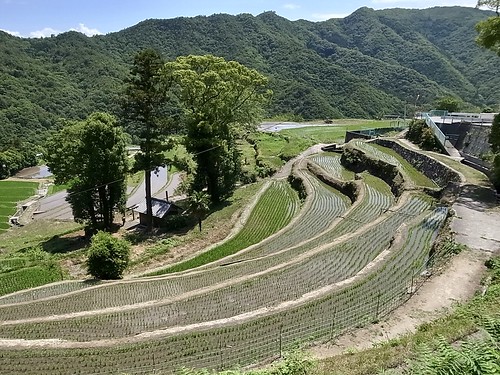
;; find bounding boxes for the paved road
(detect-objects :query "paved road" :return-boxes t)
[127,167,168,208]
[34,191,73,220]
[34,167,171,220]
[153,172,183,200]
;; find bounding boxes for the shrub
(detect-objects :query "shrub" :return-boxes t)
[86,231,130,279]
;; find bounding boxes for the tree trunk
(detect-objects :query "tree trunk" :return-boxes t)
[98,186,110,230]
[145,169,153,232]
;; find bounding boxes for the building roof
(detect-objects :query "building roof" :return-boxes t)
[133,198,182,219]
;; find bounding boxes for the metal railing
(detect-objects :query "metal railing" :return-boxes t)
[423,113,447,146]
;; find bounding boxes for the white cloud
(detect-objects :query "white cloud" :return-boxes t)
[28,23,102,38]
[370,0,477,7]
[283,3,300,10]
[29,27,60,38]
[311,12,350,21]
[70,23,103,36]
[0,28,21,37]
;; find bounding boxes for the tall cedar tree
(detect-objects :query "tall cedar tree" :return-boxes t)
[46,113,128,231]
[161,55,270,204]
[122,49,173,231]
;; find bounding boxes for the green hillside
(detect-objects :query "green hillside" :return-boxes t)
[0,6,498,154]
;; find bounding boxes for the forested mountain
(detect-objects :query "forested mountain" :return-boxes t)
[1,6,499,170]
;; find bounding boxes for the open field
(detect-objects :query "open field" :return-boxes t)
[244,120,397,176]
[0,137,463,374]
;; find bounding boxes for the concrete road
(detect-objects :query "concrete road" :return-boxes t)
[127,166,168,208]
[33,166,184,221]
[34,191,73,220]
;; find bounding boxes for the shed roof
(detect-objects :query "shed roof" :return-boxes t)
[133,198,182,218]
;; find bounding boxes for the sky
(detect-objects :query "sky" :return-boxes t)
[0,0,481,38]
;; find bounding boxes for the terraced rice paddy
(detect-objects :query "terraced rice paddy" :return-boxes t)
[149,180,301,275]
[0,144,454,374]
[352,140,438,188]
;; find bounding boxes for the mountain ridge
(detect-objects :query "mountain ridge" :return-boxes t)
[0,6,498,152]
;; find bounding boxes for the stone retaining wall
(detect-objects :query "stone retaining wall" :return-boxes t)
[341,144,406,197]
[372,139,461,188]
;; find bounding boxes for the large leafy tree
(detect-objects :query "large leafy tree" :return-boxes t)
[161,55,270,203]
[46,112,128,231]
[476,1,500,55]
[435,96,461,113]
[122,49,175,231]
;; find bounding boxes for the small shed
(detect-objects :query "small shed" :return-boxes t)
[134,198,183,227]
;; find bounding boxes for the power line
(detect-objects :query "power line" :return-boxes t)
[56,122,283,199]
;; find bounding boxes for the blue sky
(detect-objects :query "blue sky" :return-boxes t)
[1,0,480,38]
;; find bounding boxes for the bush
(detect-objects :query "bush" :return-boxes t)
[406,119,440,151]
[86,231,130,279]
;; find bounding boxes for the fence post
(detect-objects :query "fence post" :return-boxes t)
[411,273,415,297]
[375,293,381,321]
[330,307,337,342]
[279,324,283,358]
[219,339,224,370]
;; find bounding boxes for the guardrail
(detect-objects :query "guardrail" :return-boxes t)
[423,113,447,146]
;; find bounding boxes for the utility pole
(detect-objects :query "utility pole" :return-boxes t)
[414,94,420,118]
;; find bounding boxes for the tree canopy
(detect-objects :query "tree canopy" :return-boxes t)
[435,96,462,113]
[476,1,500,55]
[45,112,128,231]
[2,7,500,175]
[86,231,130,279]
[161,54,270,203]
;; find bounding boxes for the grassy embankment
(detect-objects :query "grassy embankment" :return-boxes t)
[0,180,81,296]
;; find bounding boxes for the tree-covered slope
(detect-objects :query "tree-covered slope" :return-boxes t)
[1,6,499,154]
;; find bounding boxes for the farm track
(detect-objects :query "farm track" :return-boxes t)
[0,141,453,373]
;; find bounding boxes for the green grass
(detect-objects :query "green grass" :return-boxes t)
[253,131,315,170]
[0,219,81,296]
[252,120,395,173]
[127,170,144,188]
[47,183,67,195]
[0,220,82,253]
[280,120,394,144]
[368,143,438,188]
[427,152,492,187]
[146,180,301,275]
[0,180,38,234]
